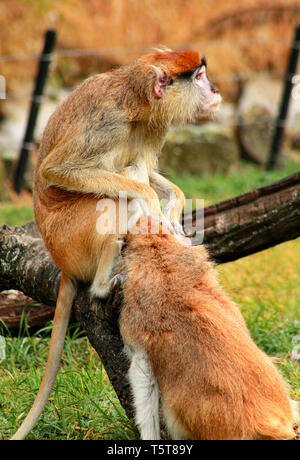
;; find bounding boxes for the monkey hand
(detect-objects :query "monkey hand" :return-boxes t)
[147,213,174,233]
[147,214,191,246]
[110,272,126,288]
[170,220,191,246]
[171,220,185,237]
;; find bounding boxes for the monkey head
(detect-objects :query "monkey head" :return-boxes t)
[132,50,221,124]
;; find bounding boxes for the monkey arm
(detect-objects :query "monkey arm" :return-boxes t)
[149,172,185,223]
[39,153,162,215]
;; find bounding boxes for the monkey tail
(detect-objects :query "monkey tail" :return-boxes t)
[10,273,77,440]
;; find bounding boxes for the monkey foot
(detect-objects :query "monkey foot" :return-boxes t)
[90,282,112,299]
[90,273,125,299]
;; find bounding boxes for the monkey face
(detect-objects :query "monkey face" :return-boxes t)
[191,62,221,114]
[142,51,222,125]
[155,67,221,125]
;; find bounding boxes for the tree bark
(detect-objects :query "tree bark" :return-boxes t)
[185,170,300,262]
[0,170,300,422]
[0,290,55,330]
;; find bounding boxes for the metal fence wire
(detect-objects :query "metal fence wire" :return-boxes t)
[0,32,299,191]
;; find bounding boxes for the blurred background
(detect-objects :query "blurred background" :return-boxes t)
[0,0,300,210]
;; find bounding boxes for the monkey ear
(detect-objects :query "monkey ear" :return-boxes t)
[153,68,170,99]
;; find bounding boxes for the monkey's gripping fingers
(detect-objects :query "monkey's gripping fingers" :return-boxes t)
[147,214,176,235]
[169,220,191,246]
[150,215,189,243]
[171,220,185,236]
[149,172,185,222]
[153,214,191,246]
[134,198,151,217]
[110,272,126,288]
[175,233,192,246]
[133,197,163,219]
[173,226,191,246]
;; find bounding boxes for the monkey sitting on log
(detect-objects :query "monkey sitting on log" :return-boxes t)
[11,49,221,440]
[120,218,299,440]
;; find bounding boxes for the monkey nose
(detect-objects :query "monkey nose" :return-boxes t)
[210,82,219,94]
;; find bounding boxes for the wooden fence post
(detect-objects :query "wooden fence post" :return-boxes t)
[267,25,300,170]
[13,29,56,194]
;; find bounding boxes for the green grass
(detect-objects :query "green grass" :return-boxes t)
[0,204,34,226]
[0,159,299,439]
[167,158,300,205]
[218,237,300,402]
[0,323,138,440]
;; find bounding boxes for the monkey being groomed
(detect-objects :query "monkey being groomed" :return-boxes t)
[11,49,221,440]
[119,218,299,440]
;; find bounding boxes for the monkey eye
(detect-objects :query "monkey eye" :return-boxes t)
[194,66,206,80]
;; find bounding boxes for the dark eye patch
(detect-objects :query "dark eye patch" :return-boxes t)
[177,70,195,79]
[176,57,207,80]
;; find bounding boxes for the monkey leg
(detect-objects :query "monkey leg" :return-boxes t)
[35,188,136,298]
[40,160,163,219]
[163,185,185,224]
[148,171,189,245]
[90,237,124,298]
[12,191,127,439]
[149,172,185,223]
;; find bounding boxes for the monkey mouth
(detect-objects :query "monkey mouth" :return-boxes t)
[194,95,222,122]
[207,94,222,112]
[209,101,220,111]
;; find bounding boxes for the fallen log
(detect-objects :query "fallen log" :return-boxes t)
[186,170,300,262]
[0,170,299,421]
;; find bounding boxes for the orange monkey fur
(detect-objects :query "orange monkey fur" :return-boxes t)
[140,50,201,76]
[120,221,297,440]
[34,49,219,292]
[11,50,221,440]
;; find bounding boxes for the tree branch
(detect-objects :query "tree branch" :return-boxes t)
[0,222,133,420]
[0,170,299,423]
[185,170,300,262]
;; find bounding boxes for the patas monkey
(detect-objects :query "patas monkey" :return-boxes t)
[11,50,221,439]
[120,219,299,440]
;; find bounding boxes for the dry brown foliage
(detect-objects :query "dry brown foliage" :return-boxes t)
[0,0,300,100]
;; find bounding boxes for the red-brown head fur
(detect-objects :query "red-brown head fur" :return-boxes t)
[139,50,201,78]
[129,49,221,124]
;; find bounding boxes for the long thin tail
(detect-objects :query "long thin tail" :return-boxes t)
[11,274,77,440]
[128,350,160,440]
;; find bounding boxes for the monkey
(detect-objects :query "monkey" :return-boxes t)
[119,217,299,440]
[11,50,221,440]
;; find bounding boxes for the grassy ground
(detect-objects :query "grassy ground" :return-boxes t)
[167,157,300,206]
[0,160,299,439]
